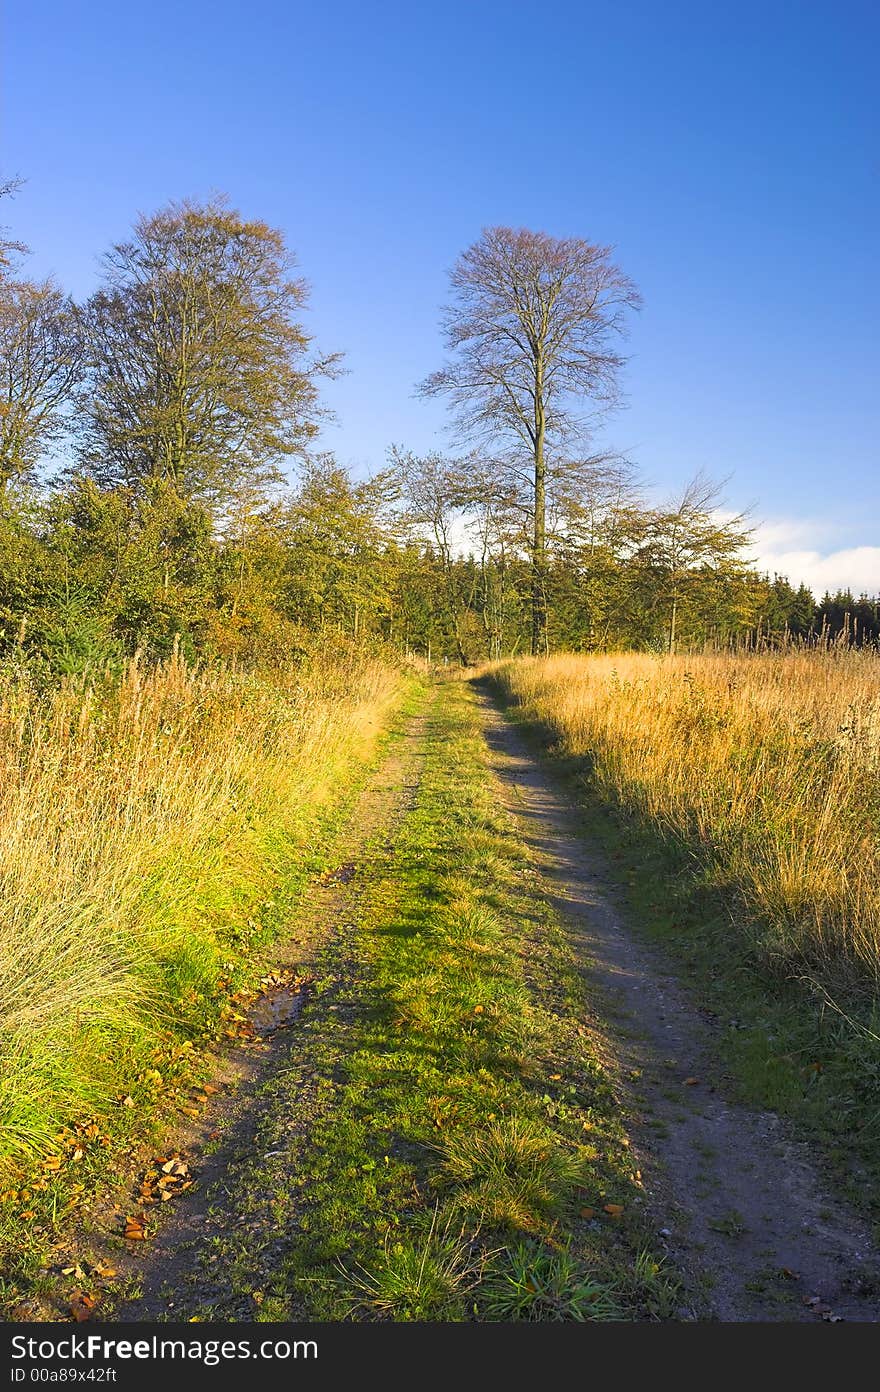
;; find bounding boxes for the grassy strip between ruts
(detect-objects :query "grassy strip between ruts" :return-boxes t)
[0,667,416,1318]
[483,670,880,1229]
[195,677,677,1322]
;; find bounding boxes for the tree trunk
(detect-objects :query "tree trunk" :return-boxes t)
[531,364,548,656]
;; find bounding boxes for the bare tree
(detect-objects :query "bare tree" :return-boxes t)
[0,176,27,276]
[420,226,641,653]
[461,454,522,659]
[388,445,476,663]
[0,277,83,492]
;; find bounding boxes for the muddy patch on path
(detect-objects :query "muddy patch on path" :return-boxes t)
[476,685,880,1323]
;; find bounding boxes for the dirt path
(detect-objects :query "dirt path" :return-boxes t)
[475,684,880,1323]
[100,707,429,1321]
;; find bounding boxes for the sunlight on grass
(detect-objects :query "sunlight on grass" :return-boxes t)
[0,648,401,1170]
[439,1115,588,1232]
[491,649,880,985]
[340,1210,486,1321]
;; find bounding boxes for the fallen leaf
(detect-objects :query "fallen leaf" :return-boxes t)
[604,1203,625,1217]
[580,1207,597,1219]
[683,1078,700,1087]
[70,1294,96,1322]
[121,1096,135,1108]
[473,1005,484,1014]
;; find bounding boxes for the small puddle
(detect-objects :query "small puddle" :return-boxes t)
[250,985,306,1036]
[244,968,311,1038]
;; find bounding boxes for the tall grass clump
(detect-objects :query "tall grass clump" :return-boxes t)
[0,644,402,1171]
[490,649,880,986]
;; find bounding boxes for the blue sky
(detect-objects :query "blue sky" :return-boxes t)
[3,1,878,593]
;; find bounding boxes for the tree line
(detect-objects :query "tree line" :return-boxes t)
[1,184,875,673]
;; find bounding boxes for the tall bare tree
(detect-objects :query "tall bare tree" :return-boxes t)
[79,197,339,515]
[420,226,641,654]
[0,278,82,492]
[0,176,27,277]
[388,445,474,663]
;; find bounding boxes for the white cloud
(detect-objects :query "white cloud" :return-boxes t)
[748,519,880,596]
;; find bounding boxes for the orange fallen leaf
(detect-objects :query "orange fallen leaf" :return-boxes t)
[604,1203,625,1217]
[683,1078,700,1086]
[473,1005,484,1014]
[580,1207,598,1219]
[70,1293,96,1322]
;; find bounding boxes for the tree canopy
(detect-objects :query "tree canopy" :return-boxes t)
[0,197,868,670]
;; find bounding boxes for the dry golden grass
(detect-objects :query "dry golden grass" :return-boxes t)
[0,647,401,1166]
[491,649,880,983]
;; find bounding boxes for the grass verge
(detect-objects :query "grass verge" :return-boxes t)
[484,660,880,1225]
[0,649,411,1316]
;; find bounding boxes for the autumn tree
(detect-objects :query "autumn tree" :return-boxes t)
[0,278,83,492]
[635,472,753,651]
[78,197,338,515]
[279,456,398,639]
[420,226,640,654]
[549,454,645,650]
